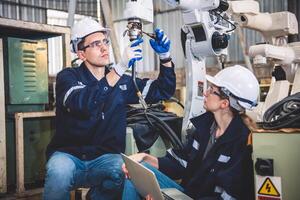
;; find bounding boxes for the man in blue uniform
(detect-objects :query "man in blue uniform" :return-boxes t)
[43,18,176,200]
[122,65,259,200]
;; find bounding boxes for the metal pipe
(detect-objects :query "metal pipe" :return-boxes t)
[67,0,76,27]
[132,63,148,109]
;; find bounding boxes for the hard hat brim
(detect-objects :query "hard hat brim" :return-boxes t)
[85,28,111,38]
[70,28,111,53]
[99,28,111,34]
[206,75,220,87]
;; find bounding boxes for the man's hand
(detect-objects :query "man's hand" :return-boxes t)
[114,37,143,77]
[149,28,171,60]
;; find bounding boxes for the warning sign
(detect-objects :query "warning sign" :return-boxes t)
[256,176,282,200]
[257,197,280,200]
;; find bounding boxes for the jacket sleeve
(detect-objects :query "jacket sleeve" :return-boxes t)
[157,132,195,180]
[56,69,114,117]
[125,62,176,104]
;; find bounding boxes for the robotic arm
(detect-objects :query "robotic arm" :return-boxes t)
[229,1,300,121]
[229,1,298,45]
[162,0,236,136]
[249,44,300,66]
[122,0,250,138]
[228,0,299,65]
[164,0,227,11]
[122,0,261,138]
[229,1,299,76]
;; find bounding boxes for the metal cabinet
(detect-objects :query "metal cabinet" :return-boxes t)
[5,37,48,105]
[253,132,300,200]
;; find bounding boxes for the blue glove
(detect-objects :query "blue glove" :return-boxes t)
[114,37,143,76]
[128,37,143,67]
[149,28,171,59]
[130,37,143,47]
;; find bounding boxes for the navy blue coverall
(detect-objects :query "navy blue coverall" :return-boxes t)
[46,62,176,160]
[158,112,254,200]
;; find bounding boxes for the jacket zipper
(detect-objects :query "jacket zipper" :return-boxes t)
[100,103,105,120]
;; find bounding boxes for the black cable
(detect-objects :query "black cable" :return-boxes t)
[263,92,300,129]
[131,63,139,93]
[168,97,184,109]
[144,112,155,129]
[126,104,183,150]
[127,108,178,124]
[211,11,237,33]
[127,111,183,150]
[131,62,148,109]
[146,112,183,149]
[222,61,225,69]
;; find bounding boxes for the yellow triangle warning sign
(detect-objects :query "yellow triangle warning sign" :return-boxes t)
[258,177,280,197]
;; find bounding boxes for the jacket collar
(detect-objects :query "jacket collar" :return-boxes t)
[79,62,110,82]
[191,112,249,144]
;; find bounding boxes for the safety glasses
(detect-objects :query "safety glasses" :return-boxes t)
[206,85,228,99]
[80,38,110,50]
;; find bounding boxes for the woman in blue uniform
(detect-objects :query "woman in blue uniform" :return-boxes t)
[122,65,260,200]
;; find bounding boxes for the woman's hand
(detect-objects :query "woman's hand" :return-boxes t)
[130,153,159,169]
[122,153,146,179]
[129,153,146,163]
[122,163,130,179]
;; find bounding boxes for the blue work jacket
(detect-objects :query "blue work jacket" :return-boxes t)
[46,62,176,160]
[158,112,254,200]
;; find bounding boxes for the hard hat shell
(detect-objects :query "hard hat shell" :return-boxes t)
[206,65,259,110]
[70,17,110,53]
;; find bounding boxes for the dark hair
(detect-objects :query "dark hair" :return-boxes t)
[221,89,257,130]
[241,113,257,131]
[228,106,257,131]
[215,86,230,100]
[77,38,86,51]
[229,106,240,115]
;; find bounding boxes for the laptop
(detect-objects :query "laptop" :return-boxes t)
[121,153,193,200]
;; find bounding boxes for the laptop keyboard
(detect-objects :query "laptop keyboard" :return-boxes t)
[162,191,175,200]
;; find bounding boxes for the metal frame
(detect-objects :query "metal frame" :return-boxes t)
[0,17,70,194]
[0,39,7,194]
[15,111,55,194]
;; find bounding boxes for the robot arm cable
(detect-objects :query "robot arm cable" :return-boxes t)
[126,104,184,150]
[212,10,236,33]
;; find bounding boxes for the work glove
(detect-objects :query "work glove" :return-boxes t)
[114,37,143,77]
[149,28,171,60]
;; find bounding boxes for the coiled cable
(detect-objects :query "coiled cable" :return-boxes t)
[126,103,184,150]
[263,92,300,129]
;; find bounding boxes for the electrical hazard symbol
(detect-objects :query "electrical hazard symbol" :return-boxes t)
[258,177,280,197]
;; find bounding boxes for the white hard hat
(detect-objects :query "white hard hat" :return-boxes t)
[206,65,260,110]
[70,17,110,53]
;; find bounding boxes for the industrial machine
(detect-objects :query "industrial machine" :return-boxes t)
[230,2,300,120]
[123,0,235,143]
[122,1,300,199]
[121,0,257,147]
[164,0,234,138]
[3,37,54,191]
[230,2,300,199]
[123,0,184,156]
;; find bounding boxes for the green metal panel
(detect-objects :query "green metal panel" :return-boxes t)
[6,118,55,190]
[7,37,48,104]
[252,133,300,200]
[6,105,45,113]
